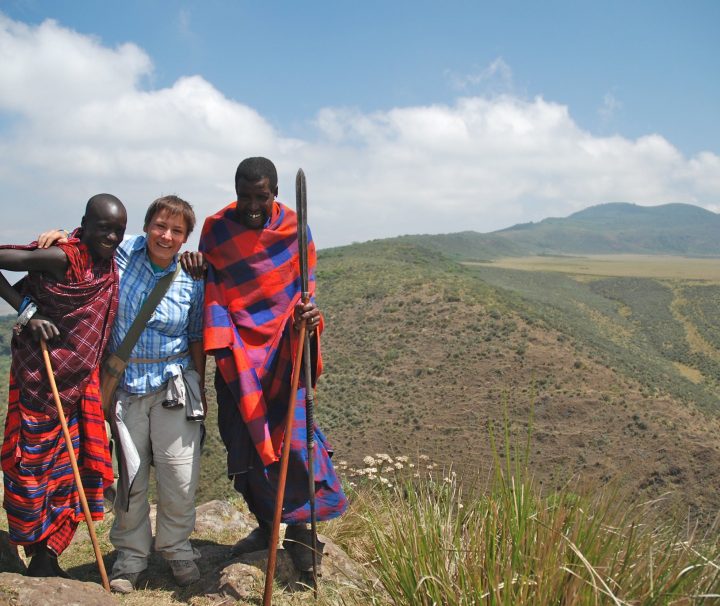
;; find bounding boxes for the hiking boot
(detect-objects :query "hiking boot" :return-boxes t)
[168,558,200,586]
[110,571,141,594]
[282,525,324,573]
[230,526,270,556]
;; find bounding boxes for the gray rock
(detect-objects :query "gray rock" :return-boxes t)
[321,534,365,586]
[217,560,265,601]
[194,499,255,535]
[0,572,119,605]
[210,530,364,599]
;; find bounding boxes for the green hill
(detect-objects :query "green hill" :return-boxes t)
[399,202,720,259]
[312,238,720,527]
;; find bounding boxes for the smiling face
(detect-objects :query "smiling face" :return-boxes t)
[81,196,127,261]
[143,208,189,268]
[235,177,277,229]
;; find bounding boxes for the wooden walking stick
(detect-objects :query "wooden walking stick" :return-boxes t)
[263,168,311,606]
[40,339,110,592]
[297,168,320,596]
[263,320,307,605]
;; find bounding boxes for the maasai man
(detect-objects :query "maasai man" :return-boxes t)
[0,194,126,578]
[199,157,347,574]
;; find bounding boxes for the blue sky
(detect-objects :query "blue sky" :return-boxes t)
[1,0,718,249]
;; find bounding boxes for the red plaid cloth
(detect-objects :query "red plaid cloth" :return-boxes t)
[2,238,118,415]
[200,201,323,466]
[2,366,113,553]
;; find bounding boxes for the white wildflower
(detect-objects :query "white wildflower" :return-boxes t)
[363,455,376,465]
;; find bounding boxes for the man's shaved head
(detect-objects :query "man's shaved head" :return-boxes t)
[85,193,126,220]
[81,193,127,260]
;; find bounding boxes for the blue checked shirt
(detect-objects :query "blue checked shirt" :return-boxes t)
[109,235,204,394]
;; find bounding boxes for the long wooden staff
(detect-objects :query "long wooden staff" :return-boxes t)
[262,168,310,606]
[40,339,110,592]
[297,169,319,595]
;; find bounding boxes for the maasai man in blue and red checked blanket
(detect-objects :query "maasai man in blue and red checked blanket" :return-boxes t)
[0,194,126,578]
[199,157,347,573]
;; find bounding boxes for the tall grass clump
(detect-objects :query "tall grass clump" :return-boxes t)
[343,437,720,604]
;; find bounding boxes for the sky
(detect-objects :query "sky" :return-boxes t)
[0,0,719,251]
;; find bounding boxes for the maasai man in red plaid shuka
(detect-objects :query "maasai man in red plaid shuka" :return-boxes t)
[199,157,347,573]
[0,194,126,578]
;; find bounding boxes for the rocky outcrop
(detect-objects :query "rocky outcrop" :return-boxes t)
[0,573,119,606]
[0,499,364,605]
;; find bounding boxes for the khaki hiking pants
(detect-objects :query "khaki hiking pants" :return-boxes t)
[110,385,202,576]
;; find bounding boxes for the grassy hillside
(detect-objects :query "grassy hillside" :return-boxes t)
[399,202,720,259]
[314,239,720,525]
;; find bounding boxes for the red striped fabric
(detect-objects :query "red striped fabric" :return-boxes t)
[1,367,113,554]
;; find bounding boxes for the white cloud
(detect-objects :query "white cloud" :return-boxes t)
[0,15,151,116]
[446,57,514,93]
[177,8,194,40]
[1,14,719,250]
[598,92,622,121]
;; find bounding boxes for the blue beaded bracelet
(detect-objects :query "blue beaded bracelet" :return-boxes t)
[17,296,33,314]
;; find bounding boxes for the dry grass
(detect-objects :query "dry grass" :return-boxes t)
[337,451,720,605]
[467,255,720,281]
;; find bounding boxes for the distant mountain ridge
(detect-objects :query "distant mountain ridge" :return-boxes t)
[399,202,720,259]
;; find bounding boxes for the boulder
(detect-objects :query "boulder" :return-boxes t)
[0,573,119,605]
